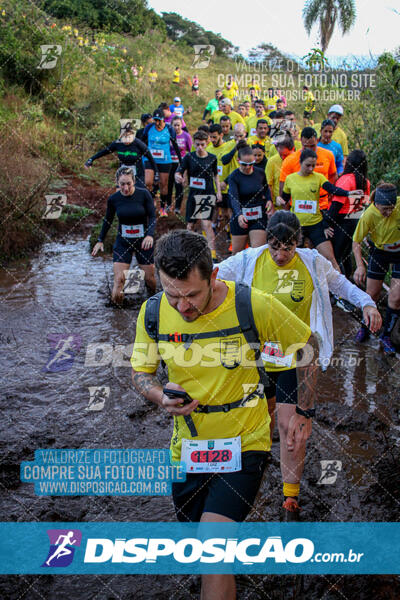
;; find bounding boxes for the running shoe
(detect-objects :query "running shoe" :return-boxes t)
[354,327,369,343]
[281,497,301,522]
[159,207,168,217]
[379,335,396,355]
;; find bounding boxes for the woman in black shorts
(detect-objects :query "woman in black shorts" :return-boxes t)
[92,167,156,305]
[227,145,273,254]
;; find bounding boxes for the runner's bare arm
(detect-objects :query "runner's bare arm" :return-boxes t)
[132,369,163,406]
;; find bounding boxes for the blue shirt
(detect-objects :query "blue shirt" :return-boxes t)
[144,123,176,164]
[169,104,185,118]
[318,140,344,175]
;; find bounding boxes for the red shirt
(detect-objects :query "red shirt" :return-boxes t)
[331,173,371,215]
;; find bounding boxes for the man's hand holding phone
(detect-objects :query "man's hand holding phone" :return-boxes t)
[162,383,198,416]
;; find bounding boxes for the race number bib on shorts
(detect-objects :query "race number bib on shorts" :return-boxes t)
[261,342,293,367]
[181,436,241,473]
[383,240,400,252]
[121,224,144,238]
[295,200,317,214]
[217,165,223,176]
[190,177,206,190]
[242,206,262,220]
[151,149,164,159]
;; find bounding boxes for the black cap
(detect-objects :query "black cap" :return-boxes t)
[153,108,164,120]
[141,113,152,123]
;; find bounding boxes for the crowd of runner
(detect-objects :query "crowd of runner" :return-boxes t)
[85,76,399,599]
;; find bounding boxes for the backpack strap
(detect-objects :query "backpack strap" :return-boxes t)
[235,282,270,389]
[144,291,163,342]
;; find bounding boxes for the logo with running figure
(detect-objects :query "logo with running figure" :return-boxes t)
[317,460,342,485]
[37,45,62,70]
[42,529,82,567]
[220,338,241,369]
[192,195,216,219]
[44,334,82,372]
[274,269,304,301]
[191,45,215,69]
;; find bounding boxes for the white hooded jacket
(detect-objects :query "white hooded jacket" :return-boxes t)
[217,245,376,369]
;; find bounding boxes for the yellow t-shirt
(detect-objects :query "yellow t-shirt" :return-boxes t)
[224,110,245,127]
[248,134,272,154]
[223,87,237,101]
[148,71,157,83]
[245,114,272,136]
[266,95,279,115]
[265,153,283,205]
[173,70,180,83]
[131,280,310,461]
[304,91,315,112]
[283,171,327,226]
[353,199,400,250]
[221,139,239,175]
[268,140,302,158]
[207,142,231,192]
[252,250,314,371]
[211,110,224,123]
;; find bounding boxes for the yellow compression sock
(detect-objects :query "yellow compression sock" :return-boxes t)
[283,482,300,498]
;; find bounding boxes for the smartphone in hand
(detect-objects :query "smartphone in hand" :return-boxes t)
[163,387,193,406]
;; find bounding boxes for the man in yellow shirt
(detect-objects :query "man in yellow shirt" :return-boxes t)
[219,98,245,127]
[248,119,272,154]
[246,100,272,136]
[172,66,180,84]
[303,85,316,125]
[207,123,232,231]
[314,104,349,162]
[266,87,279,115]
[148,68,157,84]
[266,136,296,208]
[131,230,311,598]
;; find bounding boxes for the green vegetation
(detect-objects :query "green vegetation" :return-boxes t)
[0,0,399,262]
[303,0,357,54]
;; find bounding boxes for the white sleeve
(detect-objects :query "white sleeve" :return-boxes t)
[216,253,245,282]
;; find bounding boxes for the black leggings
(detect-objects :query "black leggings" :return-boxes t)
[167,162,184,209]
[332,218,358,279]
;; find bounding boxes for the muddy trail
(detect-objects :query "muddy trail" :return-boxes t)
[1,176,400,599]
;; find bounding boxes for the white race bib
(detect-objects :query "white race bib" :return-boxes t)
[383,240,400,252]
[181,436,241,473]
[121,224,144,238]
[295,199,317,214]
[190,177,206,190]
[171,155,179,163]
[242,206,262,220]
[151,149,164,159]
[250,128,257,136]
[217,165,223,176]
[261,342,293,367]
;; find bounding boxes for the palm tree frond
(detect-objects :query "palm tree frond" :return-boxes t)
[302,0,323,34]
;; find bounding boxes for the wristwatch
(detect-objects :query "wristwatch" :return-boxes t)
[295,406,315,419]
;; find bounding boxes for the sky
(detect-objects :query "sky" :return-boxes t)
[148,0,400,61]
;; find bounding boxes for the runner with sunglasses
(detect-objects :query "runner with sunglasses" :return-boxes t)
[227,145,273,254]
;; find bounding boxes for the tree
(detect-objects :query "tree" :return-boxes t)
[303,0,356,54]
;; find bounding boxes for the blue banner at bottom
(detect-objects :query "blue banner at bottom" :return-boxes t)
[0,522,398,574]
